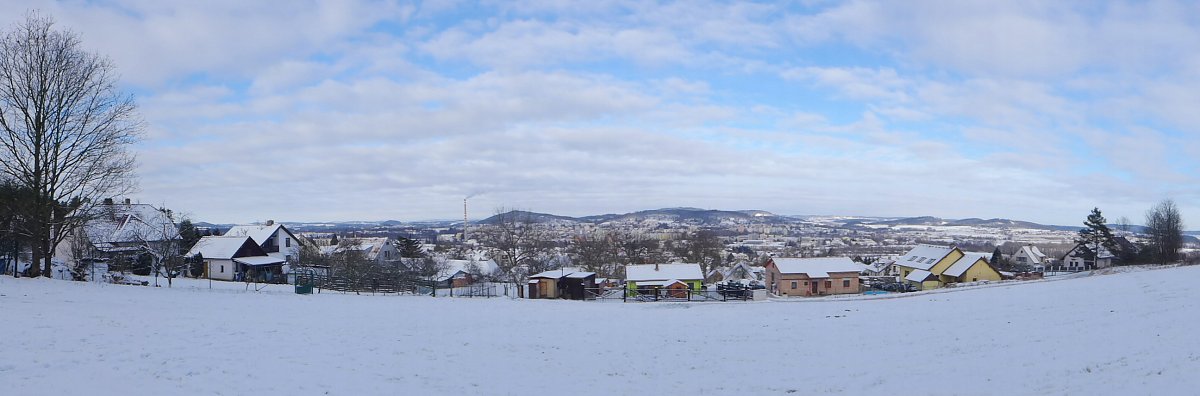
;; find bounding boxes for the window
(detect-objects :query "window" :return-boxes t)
[791,281,798,289]
[219,265,224,273]
[972,278,978,282]
[285,237,291,247]
[285,255,292,262]
[843,279,851,287]
[825,281,832,288]
[907,257,915,261]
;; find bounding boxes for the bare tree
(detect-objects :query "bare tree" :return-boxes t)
[0,13,140,277]
[1145,199,1184,264]
[64,224,91,280]
[673,230,725,276]
[476,209,553,298]
[329,239,378,294]
[568,231,620,277]
[130,207,183,287]
[616,232,666,265]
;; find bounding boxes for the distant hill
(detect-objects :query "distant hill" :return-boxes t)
[866,216,1076,231]
[477,210,580,225]
[582,207,790,225]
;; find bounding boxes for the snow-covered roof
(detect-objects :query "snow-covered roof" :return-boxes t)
[865,259,895,274]
[530,268,596,280]
[564,271,595,279]
[905,269,934,282]
[439,259,500,281]
[530,269,566,279]
[1066,244,1116,260]
[224,224,290,246]
[944,252,990,278]
[896,245,956,270]
[626,263,703,282]
[636,279,687,287]
[1018,245,1047,263]
[186,236,254,260]
[233,256,286,266]
[343,237,391,260]
[770,257,861,278]
[83,203,180,246]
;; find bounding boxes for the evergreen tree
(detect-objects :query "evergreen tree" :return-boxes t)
[990,247,1008,270]
[396,236,425,258]
[1077,207,1118,260]
[329,233,339,246]
[178,219,201,255]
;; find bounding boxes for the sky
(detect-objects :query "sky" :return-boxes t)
[3,1,1199,226]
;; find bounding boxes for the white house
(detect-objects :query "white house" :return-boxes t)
[53,199,181,270]
[1061,244,1114,270]
[223,221,301,263]
[863,258,899,277]
[341,237,400,263]
[185,235,283,282]
[1011,245,1049,270]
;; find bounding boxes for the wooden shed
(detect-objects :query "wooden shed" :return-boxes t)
[558,271,597,300]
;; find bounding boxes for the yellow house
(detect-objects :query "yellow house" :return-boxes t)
[894,245,1002,290]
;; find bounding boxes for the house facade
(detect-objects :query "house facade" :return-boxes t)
[1011,245,1049,270]
[765,257,861,297]
[185,235,284,282]
[1061,244,1114,270]
[223,221,301,263]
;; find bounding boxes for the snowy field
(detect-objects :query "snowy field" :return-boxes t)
[3,267,1200,395]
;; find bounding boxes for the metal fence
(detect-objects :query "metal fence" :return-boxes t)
[583,287,753,302]
[291,272,437,296]
[435,282,503,298]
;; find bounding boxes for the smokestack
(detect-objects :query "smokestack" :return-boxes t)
[463,198,469,241]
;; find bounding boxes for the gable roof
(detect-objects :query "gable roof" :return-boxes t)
[83,203,180,247]
[770,257,861,278]
[896,244,956,270]
[186,236,259,260]
[1064,243,1116,260]
[439,259,501,281]
[905,269,935,282]
[865,259,895,274]
[342,237,392,260]
[944,252,990,278]
[626,263,703,282]
[224,223,296,246]
[1017,245,1047,263]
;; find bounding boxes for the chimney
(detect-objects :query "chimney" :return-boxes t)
[266,220,274,226]
[103,198,113,205]
[655,263,660,271]
[123,198,131,205]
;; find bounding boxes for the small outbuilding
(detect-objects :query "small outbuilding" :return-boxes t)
[526,268,597,300]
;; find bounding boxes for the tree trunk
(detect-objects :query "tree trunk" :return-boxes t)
[41,238,52,278]
[29,244,41,277]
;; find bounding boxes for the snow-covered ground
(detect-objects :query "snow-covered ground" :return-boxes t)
[2,266,1199,395]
